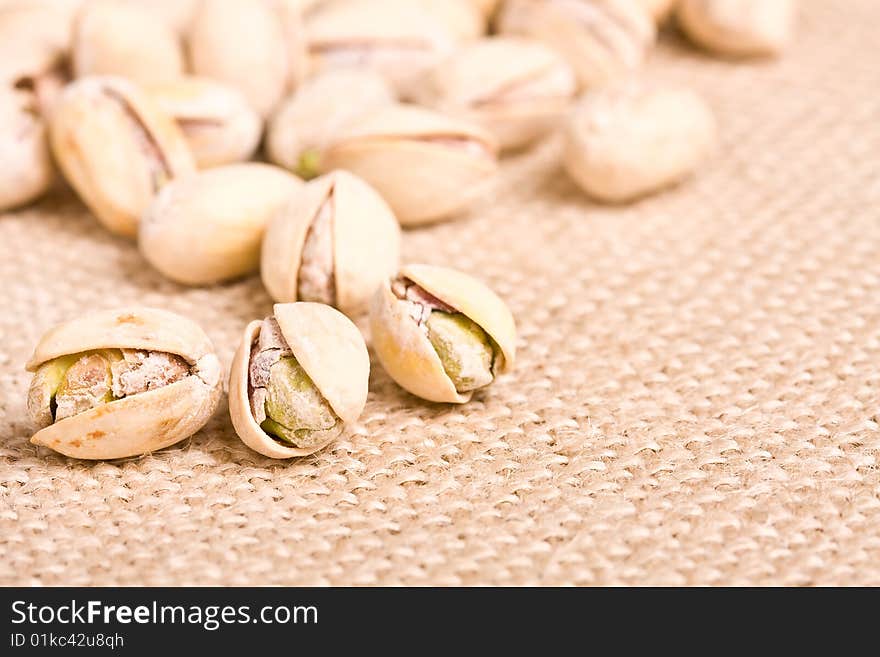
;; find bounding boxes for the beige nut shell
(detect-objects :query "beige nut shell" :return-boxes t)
[228,302,370,458]
[26,307,222,460]
[563,83,717,202]
[370,264,516,403]
[261,170,400,315]
[49,75,196,238]
[139,163,302,286]
[0,90,53,212]
[320,103,498,226]
[677,0,795,57]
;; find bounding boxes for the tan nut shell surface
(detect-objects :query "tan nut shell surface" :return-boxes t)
[320,104,498,225]
[0,90,53,212]
[677,0,795,57]
[228,303,369,458]
[261,170,400,315]
[27,307,222,460]
[48,76,196,238]
[139,164,302,286]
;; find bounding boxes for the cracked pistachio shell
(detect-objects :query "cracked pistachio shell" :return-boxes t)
[0,90,53,211]
[415,36,576,151]
[370,264,516,403]
[228,302,370,458]
[49,76,196,237]
[261,170,400,315]
[638,0,676,22]
[139,163,302,286]
[147,76,262,168]
[563,83,716,202]
[320,103,498,226]
[497,0,655,89]
[189,0,301,118]
[677,0,795,57]
[267,69,393,177]
[26,308,222,460]
[121,0,199,34]
[72,0,185,86]
[305,0,477,99]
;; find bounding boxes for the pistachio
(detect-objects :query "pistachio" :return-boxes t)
[563,82,716,202]
[414,36,576,151]
[305,0,480,99]
[120,0,199,35]
[497,0,656,89]
[677,0,795,57]
[0,89,54,212]
[139,163,302,285]
[638,0,676,23]
[471,0,502,18]
[147,76,262,168]
[228,303,370,458]
[319,103,498,226]
[49,76,195,237]
[370,264,516,403]
[261,170,400,315]
[267,69,394,178]
[72,0,185,86]
[26,308,222,460]
[189,0,305,117]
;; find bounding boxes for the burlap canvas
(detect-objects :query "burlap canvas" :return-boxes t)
[1,0,878,586]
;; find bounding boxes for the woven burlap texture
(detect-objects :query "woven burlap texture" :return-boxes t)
[2,0,878,586]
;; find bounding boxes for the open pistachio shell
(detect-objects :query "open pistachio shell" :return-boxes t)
[415,36,576,151]
[139,163,302,286]
[267,69,393,177]
[497,0,655,90]
[120,0,199,34]
[0,90,53,212]
[49,76,196,238]
[369,264,516,403]
[72,0,184,86]
[261,170,400,315]
[677,0,795,57]
[147,76,262,168]
[319,103,498,226]
[228,303,369,458]
[26,308,222,460]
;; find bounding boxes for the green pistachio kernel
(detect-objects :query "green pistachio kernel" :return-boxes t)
[296,149,321,180]
[260,355,340,448]
[53,349,123,420]
[426,311,495,393]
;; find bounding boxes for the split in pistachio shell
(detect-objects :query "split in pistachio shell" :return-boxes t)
[139,163,302,286]
[415,36,577,151]
[48,75,196,238]
[189,0,299,118]
[147,76,262,168]
[0,89,54,212]
[261,170,400,316]
[563,82,717,202]
[304,0,479,99]
[496,0,656,90]
[228,303,370,458]
[26,308,222,460]
[319,103,499,226]
[72,0,185,86]
[677,0,795,57]
[369,264,516,403]
[267,69,394,178]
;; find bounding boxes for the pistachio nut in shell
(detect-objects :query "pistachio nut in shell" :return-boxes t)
[261,170,400,315]
[677,0,795,57]
[267,69,393,178]
[0,89,53,212]
[370,264,516,403]
[304,0,468,99]
[49,76,196,238]
[319,103,498,226]
[497,0,655,89]
[189,0,292,118]
[638,0,677,23]
[228,303,369,458]
[147,76,262,168]
[121,0,199,34]
[26,308,222,460]
[72,0,185,86]
[563,82,717,202]
[415,36,576,151]
[139,163,302,286]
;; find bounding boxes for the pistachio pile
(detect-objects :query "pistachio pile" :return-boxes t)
[8,0,796,460]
